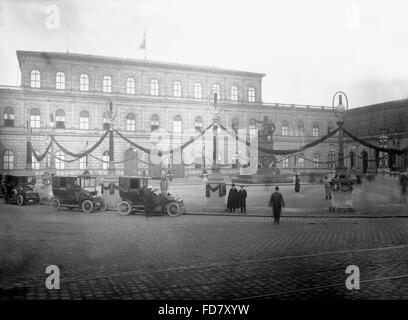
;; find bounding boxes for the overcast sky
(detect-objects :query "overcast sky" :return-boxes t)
[1,0,408,108]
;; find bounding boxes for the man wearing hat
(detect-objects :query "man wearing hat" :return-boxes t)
[227,184,239,213]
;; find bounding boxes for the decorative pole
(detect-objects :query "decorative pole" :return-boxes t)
[106,100,116,176]
[25,121,33,171]
[48,112,56,173]
[329,91,356,213]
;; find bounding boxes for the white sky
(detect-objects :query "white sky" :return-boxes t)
[1,0,408,108]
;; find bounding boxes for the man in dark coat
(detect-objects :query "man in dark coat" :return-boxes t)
[238,185,247,213]
[269,186,285,224]
[227,184,239,212]
[294,173,300,192]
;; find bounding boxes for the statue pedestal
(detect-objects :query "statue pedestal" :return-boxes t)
[329,178,355,213]
[233,168,292,184]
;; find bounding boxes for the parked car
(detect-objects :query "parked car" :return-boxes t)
[117,176,184,216]
[2,174,40,206]
[51,174,106,213]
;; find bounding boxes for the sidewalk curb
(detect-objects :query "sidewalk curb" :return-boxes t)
[183,212,408,219]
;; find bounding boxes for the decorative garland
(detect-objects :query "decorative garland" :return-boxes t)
[205,183,227,197]
[218,123,339,156]
[343,128,407,155]
[113,122,214,157]
[101,182,119,195]
[31,140,52,162]
[52,129,109,158]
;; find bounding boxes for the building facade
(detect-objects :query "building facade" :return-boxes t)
[344,99,408,174]
[0,50,339,177]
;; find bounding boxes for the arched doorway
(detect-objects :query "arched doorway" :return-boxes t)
[349,151,355,168]
[123,149,139,176]
[361,151,368,174]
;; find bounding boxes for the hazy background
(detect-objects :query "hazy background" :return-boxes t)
[1,0,408,108]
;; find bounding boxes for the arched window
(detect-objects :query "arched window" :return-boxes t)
[79,155,88,170]
[195,116,203,131]
[79,110,89,130]
[151,114,159,131]
[102,112,109,130]
[3,150,13,170]
[31,70,40,88]
[312,122,320,137]
[30,108,41,128]
[150,79,159,96]
[313,153,320,168]
[55,109,65,129]
[173,81,182,97]
[212,84,221,102]
[248,87,255,102]
[103,75,112,93]
[297,120,305,136]
[173,115,182,133]
[194,83,202,99]
[32,150,40,170]
[102,151,109,170]
[232,118,239,132]
[231,86,238,101]
[56,72,65,90]
[126,113,136,131]
[126,77,135,94]
[80,74,89,91]
[3,107,15,127]
[281,120,289,136]
[55,150,65,170]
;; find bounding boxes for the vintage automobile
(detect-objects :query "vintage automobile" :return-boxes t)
[51,174,107,213]
[2,174,40,206]
[117,176,184,217]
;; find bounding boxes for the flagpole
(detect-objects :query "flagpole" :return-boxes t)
[145,27,147,60]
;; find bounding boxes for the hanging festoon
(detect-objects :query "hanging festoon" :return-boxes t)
[205,183,226,198]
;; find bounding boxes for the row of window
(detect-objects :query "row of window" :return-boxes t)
[2,107,331,136]
[30,70,257,102]
[1,150,331,170]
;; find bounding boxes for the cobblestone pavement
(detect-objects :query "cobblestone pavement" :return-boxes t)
[1,203,408,299]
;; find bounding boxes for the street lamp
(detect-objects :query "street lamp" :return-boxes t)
[329,91,356,213]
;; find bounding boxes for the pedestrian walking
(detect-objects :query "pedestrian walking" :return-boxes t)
[323,176,331,200]
[269,186,285,224]
[399,171,407,203]
[238,185,247,213]
[227,183,239,213]
[294,172,300,192]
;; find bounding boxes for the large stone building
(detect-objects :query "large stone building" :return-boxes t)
[0,50,341,178]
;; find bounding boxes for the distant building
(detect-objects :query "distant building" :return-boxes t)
[344,99,408,173]
[0,50,340,177]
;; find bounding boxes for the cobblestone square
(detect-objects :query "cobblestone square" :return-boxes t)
[1,186,408,300]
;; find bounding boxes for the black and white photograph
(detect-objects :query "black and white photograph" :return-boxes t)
[0,0,408,311]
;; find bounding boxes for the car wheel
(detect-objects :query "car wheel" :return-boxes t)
[51,198,61,210]
[17,194,24,206]
[82,200,94,214]
[166,202,181,217]
[117,201,131,216]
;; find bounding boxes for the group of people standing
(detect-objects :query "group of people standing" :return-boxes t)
[226,184,247,213]
[226,184,285,224]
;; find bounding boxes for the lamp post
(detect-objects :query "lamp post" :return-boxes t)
[329,91,356,213]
